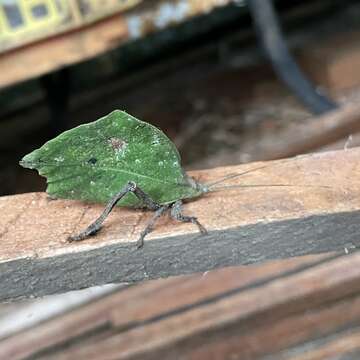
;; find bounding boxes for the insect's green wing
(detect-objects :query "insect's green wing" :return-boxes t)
[20,111,203,206]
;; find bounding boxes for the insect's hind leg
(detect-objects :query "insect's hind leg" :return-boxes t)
[170,200,207,235]
[68,181,161,242]
[137,205,170,249]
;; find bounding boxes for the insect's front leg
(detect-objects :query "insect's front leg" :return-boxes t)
[130,183,160,211]
[68,181,161,242]
[170,200,207,234]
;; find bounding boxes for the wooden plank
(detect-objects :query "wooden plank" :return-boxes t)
[1,252,360,360]
[261,103,360,160]
[37,253,360,360]
[278,329,360,360]
[0,0,233,88]
[202,102,360,166]
[0,13,130,88]
[0,0,142,53]
[0,148,359,301]
[301,30,360,92]
[0,253,337,360]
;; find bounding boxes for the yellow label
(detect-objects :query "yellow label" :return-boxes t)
[0,0,141,43]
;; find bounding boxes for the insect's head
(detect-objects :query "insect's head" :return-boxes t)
[185,175,209,194]
[195,181,210,194]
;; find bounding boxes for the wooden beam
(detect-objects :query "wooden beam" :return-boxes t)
[1,252,359,359]
[199,102,360,168]
[0,148,359,301]
[64,253,360,360]
[301,30,360,92]
[0,14,129,88]
[262,103,360,160]
[0,0,233,88]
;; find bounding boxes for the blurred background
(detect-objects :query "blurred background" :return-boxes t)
[1,0,360,197]
[1,0,360,358]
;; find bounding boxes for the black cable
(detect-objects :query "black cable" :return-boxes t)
[247,0,337,115]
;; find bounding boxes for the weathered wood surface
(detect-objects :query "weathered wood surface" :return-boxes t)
[0,0,232,88]
[199,101,360,168]
[0,13,129,88]
[0,148,359,301]
[2,252,360,360]
[262,103,360,160]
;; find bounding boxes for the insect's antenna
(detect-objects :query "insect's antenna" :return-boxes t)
[206,165,269,188]
[209,184,332,192]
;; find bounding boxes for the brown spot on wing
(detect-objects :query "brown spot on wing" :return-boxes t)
[108,137,127,152]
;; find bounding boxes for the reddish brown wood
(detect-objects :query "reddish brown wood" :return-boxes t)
[0,0,234,88]
[3,253,360,360]
[0,254,333,360]
[47,253,360,360]
[261,103,360,160]
[0,148,359,301]
[0,14,129,88]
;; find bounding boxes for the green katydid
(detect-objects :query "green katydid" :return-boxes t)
[19,110,319,248]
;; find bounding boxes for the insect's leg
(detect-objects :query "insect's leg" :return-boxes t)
[131,183,160,211]
[170,200,207,234]
[68,182,136,241]
[137,205,169,249]
[68,181,161,242]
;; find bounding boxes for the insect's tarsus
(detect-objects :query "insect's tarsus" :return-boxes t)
[170,200,207,234]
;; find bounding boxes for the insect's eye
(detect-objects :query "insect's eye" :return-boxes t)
[87,158,97,165]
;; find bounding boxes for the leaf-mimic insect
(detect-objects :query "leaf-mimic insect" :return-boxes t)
[19,110,315,248]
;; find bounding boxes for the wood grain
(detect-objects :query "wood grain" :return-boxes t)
[0,14,129,88]
[1,252,360,360]
[0,148,359,301]
[262,103,360,160]
[0,0,233,88]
